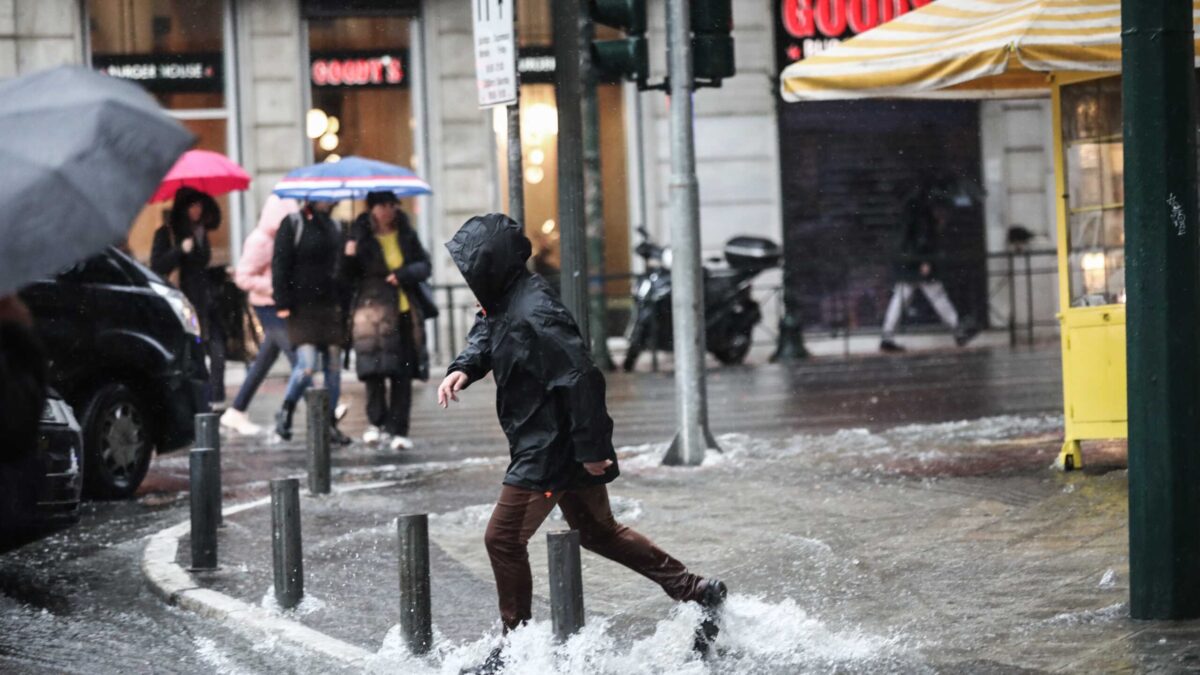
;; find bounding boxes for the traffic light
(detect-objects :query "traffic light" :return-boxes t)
[691,0,735,83]
[590,0,649,88]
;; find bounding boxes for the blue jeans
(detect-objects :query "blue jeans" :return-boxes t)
[283,344,341,414]
[231,306,296,412]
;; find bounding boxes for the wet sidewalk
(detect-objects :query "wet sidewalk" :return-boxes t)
[160,346,1200,673]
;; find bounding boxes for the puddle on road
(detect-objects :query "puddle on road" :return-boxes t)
[364,593,902,674]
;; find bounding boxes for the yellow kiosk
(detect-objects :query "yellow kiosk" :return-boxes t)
[779,0,1200,469]
[1052,74,1127,470]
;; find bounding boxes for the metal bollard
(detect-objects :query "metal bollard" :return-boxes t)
[397,514,432,654]
[270,478,304,610]
[189,448,219,570]
[547,530,585,641]
[194,412,222,525]
[305,388,331,495]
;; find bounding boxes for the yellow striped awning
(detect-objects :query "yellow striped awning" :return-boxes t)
[780,0,1200,101]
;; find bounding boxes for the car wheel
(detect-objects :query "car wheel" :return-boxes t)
[80,384,153,499]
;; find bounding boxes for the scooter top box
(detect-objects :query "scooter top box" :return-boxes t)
[724,236,781,272]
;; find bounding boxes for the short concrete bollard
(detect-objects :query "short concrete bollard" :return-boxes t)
[194,412,222,525]
[305,388,331,495]
[189,448,219,570]
[271,478,304,610]
[547,530,585,641]
[397,514,432,654]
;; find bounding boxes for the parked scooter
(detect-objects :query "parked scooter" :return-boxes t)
[623,226,781,371]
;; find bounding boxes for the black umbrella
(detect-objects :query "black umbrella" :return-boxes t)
[0,66,194,295]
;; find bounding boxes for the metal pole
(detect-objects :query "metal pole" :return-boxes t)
[661,0,718,466]
[1124,0,1200,620]
[194,412,222,525]
[270,478,304,610]
[397,514,432,654]
[1007,251,1017,347]
[581,7,614,370]
[305,387,331,495]
[507,104,525,227]
[553,0,590,337]
[188,448,218,570]
[547,530,584,641]
[1024,251,1034,346]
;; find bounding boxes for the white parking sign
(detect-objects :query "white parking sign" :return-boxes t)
[471,0,518,108]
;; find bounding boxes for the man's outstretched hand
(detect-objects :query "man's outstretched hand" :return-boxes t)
[438,371,470,408]
[583,460,613,476]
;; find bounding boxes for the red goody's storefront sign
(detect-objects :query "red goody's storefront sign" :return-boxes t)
[778,0,930,63]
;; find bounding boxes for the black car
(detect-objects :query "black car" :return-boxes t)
[20,248,209,498]
[0,390,84,550]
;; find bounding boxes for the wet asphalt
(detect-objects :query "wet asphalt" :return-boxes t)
[0,344,1080,673]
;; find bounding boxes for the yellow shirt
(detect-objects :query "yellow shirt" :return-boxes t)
[375,232,410,313]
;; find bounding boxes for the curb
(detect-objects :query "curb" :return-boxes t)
[141,480,398,668]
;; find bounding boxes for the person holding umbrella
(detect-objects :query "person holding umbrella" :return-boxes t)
[151,186,227,405]
[0,66,191,490]
[271,200,352,445]
[342,191,431,450]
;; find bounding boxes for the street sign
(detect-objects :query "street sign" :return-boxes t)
[471,0,518,108]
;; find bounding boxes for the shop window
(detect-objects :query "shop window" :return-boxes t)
[307,16,415,222]
[1061,77,1125,307]
[88,0,233,265]
[495,0,631,303]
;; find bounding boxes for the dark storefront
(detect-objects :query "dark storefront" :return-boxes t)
[774,1,987,333]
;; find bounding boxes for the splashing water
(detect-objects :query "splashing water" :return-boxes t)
[363,594,897,674]
[259,587,327,617]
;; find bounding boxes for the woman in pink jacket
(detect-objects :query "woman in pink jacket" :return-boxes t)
[219,195,301,436]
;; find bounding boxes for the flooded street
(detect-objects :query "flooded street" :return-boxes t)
[11,346,1195,674]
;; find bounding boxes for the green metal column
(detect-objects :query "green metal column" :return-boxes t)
[1124,0,1200,620]
[581,4,614,370]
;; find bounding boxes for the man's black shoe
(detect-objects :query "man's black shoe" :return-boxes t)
[693,578,728,658]
[460,646,504,675]
[880,339,905,353]
[697,578,728,609]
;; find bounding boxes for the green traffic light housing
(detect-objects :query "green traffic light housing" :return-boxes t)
[593,36,649,87]
[692,34,734,82]
[592,0,646,34]
[590,0,648,86]
[690,0,735,84]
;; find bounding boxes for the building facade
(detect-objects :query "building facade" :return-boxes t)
[20,0,1059,345]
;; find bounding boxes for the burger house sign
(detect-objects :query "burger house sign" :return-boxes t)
[778,0,931,62]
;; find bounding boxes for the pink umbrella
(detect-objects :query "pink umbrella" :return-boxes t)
[149,149,250,203]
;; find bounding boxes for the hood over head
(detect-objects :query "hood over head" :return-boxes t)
[446,213,531,310]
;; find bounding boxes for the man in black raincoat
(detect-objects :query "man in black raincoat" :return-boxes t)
[438,214,726,664]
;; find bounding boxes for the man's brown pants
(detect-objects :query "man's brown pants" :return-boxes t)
[484,483,704,631]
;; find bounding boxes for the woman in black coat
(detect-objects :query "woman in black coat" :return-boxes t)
[271,200,351,444]
[150,186,226,405]
[342,191,431,450]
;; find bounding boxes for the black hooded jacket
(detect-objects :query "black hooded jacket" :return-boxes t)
[446,214,618,492]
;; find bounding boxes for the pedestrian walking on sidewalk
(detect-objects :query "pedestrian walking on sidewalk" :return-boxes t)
[219,195,300,436]
[342,191,431,451]
[880,177,978,352]
[438,214,727,673]
[271,200,351,445]
[151,187,228,405]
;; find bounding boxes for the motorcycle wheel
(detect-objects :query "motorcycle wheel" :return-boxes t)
[623,319,646,372]
[713,331,752,365]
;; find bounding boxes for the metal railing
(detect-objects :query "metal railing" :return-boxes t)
[427,252,1059,362]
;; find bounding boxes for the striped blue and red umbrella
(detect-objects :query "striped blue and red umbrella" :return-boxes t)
[273,155,432,202]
